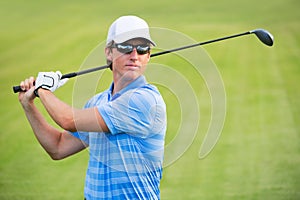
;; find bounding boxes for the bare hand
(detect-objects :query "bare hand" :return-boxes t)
[18,76,36,107]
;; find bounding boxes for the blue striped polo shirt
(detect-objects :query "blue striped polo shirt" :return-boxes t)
[71,75,167,200]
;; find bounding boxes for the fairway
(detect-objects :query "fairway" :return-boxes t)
[1,0,299,199]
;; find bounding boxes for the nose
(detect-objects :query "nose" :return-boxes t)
[129,48,138,59]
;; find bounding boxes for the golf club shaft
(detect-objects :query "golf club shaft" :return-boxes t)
[12,30,256,93]
[64,31,251,77]
[150,31,250,57]
[62,31,251,77]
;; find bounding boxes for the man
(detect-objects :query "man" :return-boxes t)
[18,15,167,200]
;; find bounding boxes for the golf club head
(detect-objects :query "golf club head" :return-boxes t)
[250,29,274,46]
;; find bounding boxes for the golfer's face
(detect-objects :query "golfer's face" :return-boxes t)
[111,38,150,82]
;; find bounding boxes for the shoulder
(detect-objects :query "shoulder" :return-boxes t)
[125,84,166,117]
[131,84,164,104]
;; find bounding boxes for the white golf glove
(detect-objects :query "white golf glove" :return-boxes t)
[34,71,68,96]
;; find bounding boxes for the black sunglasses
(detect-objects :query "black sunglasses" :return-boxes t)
[111,43,151,55]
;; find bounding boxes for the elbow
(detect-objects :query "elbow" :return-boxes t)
[46,132,68,160]
[48,152,62,160]
[48,152,67,161]
[50,154,62,161]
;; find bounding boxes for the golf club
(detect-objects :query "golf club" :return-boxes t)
[13,28,274,93]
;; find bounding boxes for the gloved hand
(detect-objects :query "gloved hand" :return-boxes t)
[34,71,68,97]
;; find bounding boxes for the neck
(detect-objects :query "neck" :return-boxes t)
[112,75,139,95]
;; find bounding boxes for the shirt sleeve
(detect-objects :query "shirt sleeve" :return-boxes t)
[68,131,89,146]
[98,87,165,138]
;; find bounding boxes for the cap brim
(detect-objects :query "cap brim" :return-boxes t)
[117,37,156,46]
[113,29,156,46]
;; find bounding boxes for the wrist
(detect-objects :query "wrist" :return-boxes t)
[34,87,49,97]
[21,98,35,112]
[37,88,52,98]
[34,87,41,97]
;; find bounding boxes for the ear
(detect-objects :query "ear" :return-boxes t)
[147,52,151,62]
[105,47,113,62]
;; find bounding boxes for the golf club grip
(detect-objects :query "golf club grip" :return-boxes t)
[13,86,22,93]
[12,72,76,93]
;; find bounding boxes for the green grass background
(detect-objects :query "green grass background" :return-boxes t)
[1,0,299,199]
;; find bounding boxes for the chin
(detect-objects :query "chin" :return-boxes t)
[121,71,140,82]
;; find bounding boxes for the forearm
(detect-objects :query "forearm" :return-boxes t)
[37,89,109,133]
[21,101,64,156]
[38,89,77,132]
[17,76,84,159]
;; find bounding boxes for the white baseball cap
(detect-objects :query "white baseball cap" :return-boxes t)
[106,15,156,46]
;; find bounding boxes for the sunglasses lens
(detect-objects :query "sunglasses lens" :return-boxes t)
[116,44,133,54]
[114,43,150,55]
[136,45,150,54]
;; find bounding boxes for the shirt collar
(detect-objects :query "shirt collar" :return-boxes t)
[108,75,147,101]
